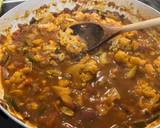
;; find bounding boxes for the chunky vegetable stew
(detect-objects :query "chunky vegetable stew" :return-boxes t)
[0,6,160,128]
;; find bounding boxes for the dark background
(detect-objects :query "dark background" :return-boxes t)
[0,0,160,128]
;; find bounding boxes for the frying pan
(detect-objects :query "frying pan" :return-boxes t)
[0,0,159,128]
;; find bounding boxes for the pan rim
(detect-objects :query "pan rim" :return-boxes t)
[0,0,159,128]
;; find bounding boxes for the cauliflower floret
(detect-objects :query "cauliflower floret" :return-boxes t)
[74,11,86,21]
[5,67,32,85]
[153,56,160,73]
[144,64,155,75]
[32,39,43,46]
[130,56,146,66]
[114,50,129,63]
[134,80,160,112]
[54,13,76,29]
[132,40,140,51]
[67,55,98,85]
[52,86,73,106]
[58,79,70,87]
[38,23,58,32]
[115,50,146,67]
[38,13,55,24]
[118,37,131,48]
[81,56,98,74]
[58,28,87,54]
[99,52,108,65]
[43,40,58,52]
[80,72,92,83]
[0,46,9,65]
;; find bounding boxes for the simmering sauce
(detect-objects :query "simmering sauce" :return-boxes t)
[0,7,160,128]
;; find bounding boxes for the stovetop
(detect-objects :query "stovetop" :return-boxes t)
[0,0,160,128]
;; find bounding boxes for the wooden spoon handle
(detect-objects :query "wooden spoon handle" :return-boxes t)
[121,17,160,32]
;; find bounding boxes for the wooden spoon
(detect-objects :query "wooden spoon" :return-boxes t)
[70,17,160,51]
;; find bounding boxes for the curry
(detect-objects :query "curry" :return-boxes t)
[0,6,160,128]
